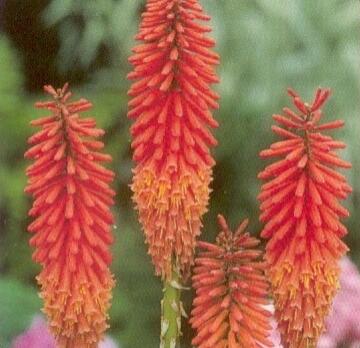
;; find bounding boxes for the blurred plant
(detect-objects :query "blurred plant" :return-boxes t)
[0,278,41,347]
[25,84,115,347]
[190,215,273,348]
[258,88,352,347]
[0,35,37,281]
[0,34,27,176]
[11,316,56,348]
[0,0,4,28]
[42,0,141,72]
[318,257,360,347]
[11,315,119,348]
[267,305,283,348]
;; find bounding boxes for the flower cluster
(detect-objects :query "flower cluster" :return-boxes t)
[268,257,360,348]
[128,0,220,279]
[258,88,352,347]
[190,215,273,348]
[25,84,115,347]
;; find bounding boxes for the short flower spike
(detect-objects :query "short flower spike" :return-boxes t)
[25,84,115,348]
[258,88,352,347]
[190,215,273,348]
[128,0,219,279]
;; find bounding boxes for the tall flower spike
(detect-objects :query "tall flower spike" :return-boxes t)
[258,88,352,348]
[128,0,220,279]
[190,215,274,348]
[25,84,115,348]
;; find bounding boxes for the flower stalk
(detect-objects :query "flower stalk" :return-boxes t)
[161,268,182,348]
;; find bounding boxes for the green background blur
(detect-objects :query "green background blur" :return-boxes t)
[0,1,359,347]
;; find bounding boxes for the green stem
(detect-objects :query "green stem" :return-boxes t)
[160,269,182,348]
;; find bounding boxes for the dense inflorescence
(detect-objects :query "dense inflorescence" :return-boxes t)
[128,0,219,279]
[258,88,352,347]
[190,215,273,348]
[25,84,115,348]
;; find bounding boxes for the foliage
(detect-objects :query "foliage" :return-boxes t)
[0,35,38,282]
[42,0,141,71]
[0,278,41,348]
[0,1,360,347]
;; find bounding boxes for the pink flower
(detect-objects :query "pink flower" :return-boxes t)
[12,316,55,348]
[267,305,283,348]
[319,257,360,347]
[11,315,119,348]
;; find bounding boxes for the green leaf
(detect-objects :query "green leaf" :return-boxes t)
[42,0,74,26]
[0,278,41,348]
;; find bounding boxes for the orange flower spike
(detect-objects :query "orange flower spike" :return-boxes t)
[128,0,219,279]
[190,215,274,348]
[25,84,115,348]
[258,88,352,348]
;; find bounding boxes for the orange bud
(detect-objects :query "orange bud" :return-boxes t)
[190,215,273,348]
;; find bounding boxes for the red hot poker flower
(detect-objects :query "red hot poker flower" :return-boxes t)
[25,84,115,348]
[128,0,219,279]
[258,88,352,347]
[190,215,273,348]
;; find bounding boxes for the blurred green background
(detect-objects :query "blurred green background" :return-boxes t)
[0,0,359,347]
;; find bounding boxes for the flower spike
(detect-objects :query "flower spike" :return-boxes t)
[25,84,115,348]
[190,215,273,348]
[258,88,352,348]
[128,0,219,280]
